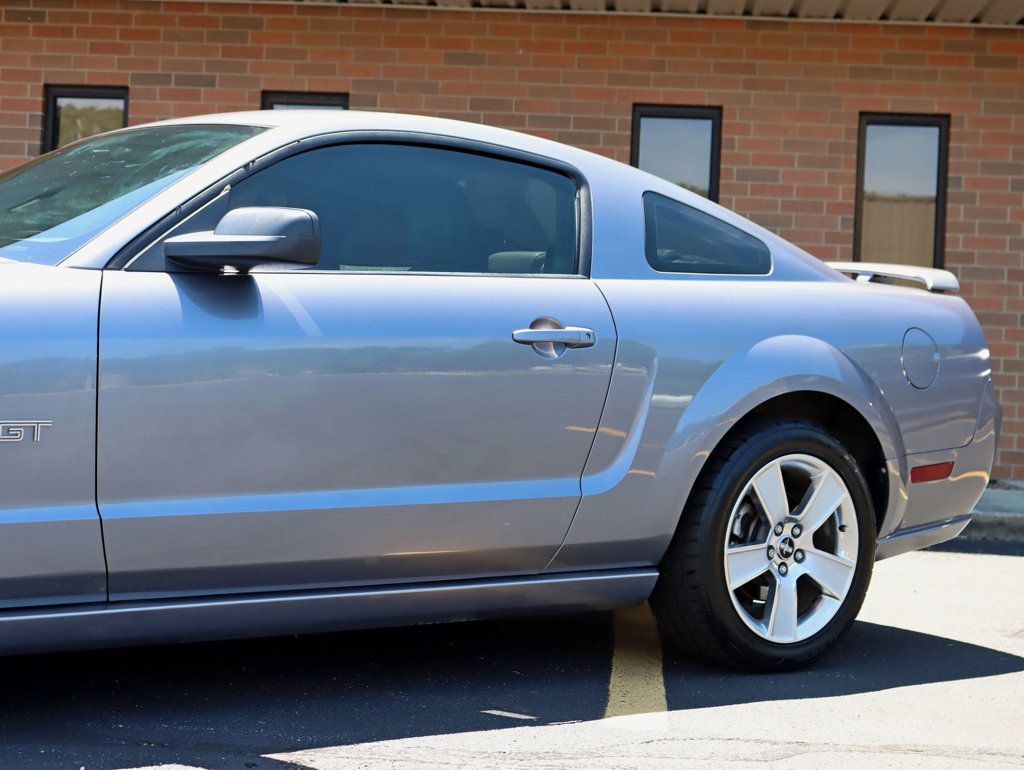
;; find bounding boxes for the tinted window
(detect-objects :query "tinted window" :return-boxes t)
[0,124,264,265]
[227,143,578,274]
[856,115,948,268]
[643,192,770,275]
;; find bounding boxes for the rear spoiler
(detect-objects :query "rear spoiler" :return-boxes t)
[825,261,959,293]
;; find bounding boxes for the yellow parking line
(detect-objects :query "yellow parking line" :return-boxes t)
[604,601,668,718]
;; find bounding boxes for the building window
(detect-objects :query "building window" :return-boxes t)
[631,105,722,201]
[42,85,128,153]
[260,91,349,110]
[855,113,949,268]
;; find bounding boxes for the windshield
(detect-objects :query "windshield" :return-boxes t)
[0,124,264,265]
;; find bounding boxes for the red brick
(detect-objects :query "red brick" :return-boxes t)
[0,1,1021,476]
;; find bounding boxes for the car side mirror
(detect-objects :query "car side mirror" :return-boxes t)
[164,206,321,272]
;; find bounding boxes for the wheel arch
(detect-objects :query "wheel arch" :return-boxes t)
[713,391,889,534]
[656,335,905,543]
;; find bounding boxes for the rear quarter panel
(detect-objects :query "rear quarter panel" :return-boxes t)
[546,278,990,572]
[543,156,992,572]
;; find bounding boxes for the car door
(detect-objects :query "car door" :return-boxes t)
[97,141,616,600]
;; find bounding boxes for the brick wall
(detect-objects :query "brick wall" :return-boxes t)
[1,1,1023,478]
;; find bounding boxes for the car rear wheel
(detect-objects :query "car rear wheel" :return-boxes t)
[650,418,875,671]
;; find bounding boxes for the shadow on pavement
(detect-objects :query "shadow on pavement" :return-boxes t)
[0,614,1020,769]
[663,619,1024,710]
[0,612,614,770]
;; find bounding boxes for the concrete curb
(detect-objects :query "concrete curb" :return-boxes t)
[960,486,1024,543]
[962,512,1024,543]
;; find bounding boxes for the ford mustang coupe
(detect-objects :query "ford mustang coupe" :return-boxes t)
[0,112,998,671]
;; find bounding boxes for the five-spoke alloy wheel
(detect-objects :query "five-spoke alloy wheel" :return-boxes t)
[651,418,875,672]
[723,454,859,644]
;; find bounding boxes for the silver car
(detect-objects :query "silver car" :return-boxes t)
[0,111,998,671]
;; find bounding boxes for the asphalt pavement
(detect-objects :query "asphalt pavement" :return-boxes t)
[0,547,1020,769]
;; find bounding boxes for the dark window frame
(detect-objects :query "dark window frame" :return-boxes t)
[630,104,723,202]
[260,90,349,110]
[42,84,129,154]
[854,112,950,269]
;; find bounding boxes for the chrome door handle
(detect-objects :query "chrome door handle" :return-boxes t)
[512,326,596,348]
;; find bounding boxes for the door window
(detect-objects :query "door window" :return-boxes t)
[227,143,579,275]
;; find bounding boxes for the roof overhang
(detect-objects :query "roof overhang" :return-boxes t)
[271,0,1023,25]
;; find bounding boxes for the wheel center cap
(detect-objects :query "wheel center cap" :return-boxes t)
[777,536,796,560]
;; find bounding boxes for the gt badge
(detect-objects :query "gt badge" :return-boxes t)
[0,421,53,443]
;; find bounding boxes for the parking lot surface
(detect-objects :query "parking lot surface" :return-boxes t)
[0,548,1021,769]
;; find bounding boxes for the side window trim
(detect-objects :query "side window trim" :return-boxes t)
[119,133,593,278]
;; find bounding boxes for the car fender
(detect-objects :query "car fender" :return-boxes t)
[648,335,907,543]
[549,334,906,572]
[667,334,904,464]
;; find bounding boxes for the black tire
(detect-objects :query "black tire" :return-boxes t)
[650,417,876,672]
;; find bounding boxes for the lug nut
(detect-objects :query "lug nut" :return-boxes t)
[767,546,775,560]
[792,524,802,537]
[794,549,805,563]
[778,563,789,576]
[774,524,784,536]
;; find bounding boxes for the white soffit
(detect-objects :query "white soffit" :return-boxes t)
[285,0,1023,24]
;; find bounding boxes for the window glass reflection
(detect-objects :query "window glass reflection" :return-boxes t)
[859,123,940,267]
[261,91,348,110]
[271,104,343,110]
[637,117,714,198]
[54,96,126,149]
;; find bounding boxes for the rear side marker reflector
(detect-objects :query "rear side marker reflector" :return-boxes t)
[910,461,954,484]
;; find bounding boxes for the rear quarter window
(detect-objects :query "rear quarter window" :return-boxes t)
[643,191,771,275]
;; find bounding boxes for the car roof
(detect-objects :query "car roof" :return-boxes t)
[143,110,607,172]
